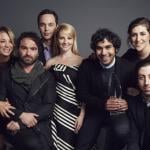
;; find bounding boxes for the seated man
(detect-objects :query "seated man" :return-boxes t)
[0,32,56,150]
[128,59,150,150]
[76,28,133,150]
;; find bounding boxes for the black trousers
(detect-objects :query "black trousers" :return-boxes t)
[75,112,130,150]
[6,128,51,150]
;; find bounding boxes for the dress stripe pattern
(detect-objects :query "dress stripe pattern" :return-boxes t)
[51,64,80,150]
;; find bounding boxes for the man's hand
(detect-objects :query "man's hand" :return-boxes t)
[19,112,39,128]
[0,101,15,118]
[105,96,128,112]
[7,121,20,132]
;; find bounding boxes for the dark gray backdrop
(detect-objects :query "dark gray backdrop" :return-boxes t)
[0,0,149,57]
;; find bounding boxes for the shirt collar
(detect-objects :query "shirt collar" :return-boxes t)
[100,57,116,69]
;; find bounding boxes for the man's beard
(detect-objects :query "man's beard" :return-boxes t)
[19,55,38,66]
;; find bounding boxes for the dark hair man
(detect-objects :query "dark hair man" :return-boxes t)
[128,59,150,150]
[0,32,56,150]
[37,9,58,65]
[76,28,133,150]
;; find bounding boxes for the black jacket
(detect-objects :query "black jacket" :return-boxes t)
[77,56,133,114]
[0,68,56,148]
[128,94,150,150]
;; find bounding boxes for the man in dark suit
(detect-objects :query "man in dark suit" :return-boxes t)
[128,59,150,150]
[37,9,58,65]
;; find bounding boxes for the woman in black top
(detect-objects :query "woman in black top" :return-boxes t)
[122,17,150,96]
[0,26,15,150]
[122,17,150,66]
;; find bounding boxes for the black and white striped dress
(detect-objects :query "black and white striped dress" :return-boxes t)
[51,64,81,150]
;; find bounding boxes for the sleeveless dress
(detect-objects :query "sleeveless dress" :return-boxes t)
[51,64,81,150]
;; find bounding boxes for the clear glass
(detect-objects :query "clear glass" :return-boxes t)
[108,72,125,115]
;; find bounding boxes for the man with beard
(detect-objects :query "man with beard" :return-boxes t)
[37,9,58,65]
[128,59,150,150]
[0,32,56,150]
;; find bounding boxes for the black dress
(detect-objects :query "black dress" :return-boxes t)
[51,64,81,150]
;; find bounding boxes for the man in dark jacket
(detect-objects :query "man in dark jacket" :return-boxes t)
[0,32,56,150]
[76,28,133,150]
[128,59,150,150]
[37,9,58,65]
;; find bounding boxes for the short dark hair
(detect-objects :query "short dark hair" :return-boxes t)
[37,9,58,27]
[135,58,150,83]
[16,32,42,54]
[90,28,121,51]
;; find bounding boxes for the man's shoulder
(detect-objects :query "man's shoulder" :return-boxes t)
[122,48,137,59]
[128,94,142,106]
[116,56,134,68]
[38,69,54,83]
[81,57,97,66]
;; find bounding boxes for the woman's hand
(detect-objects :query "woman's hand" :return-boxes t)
[0,101,15,118]
[74,103,85,133]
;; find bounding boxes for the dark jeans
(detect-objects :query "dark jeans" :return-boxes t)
[75,112,130,150]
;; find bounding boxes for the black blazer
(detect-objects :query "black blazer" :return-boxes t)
[77,56,133,113]
[128,94,149,150]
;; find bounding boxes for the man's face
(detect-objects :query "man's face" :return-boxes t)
[138,65,150,97]
[39,14,57,41]
[95,39,116,65]
[18,38,39,66]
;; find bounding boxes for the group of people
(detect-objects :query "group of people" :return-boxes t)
[0,8,150,150]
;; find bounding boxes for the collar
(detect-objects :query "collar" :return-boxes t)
[43,42,51,50]
[100,57,116,69]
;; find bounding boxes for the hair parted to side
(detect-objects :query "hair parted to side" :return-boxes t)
[52,23,79,56]
[90,28,121,52]
[127,17,150,46]
[0,26,15,47]
[37,9,58,27]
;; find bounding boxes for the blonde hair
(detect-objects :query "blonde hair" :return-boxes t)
[0,26,15,47]
[52,23,79,56]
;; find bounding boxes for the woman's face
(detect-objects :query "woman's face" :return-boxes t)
[0,32,13,57]
[130,25,150,52]
[58,30,74,53]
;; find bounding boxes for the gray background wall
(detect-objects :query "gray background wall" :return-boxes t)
[0,0,149,57]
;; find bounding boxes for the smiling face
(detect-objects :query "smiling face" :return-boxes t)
[39,14,57,41]
[130,25,150,52]
[18,38,39,66]
[58,30,74,54]
[0,32,13,57]
[138,65,150,97]
[95,39,116,65]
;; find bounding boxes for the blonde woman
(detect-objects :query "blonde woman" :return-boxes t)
[46,23,85,150]
[0,26,15,150]
[0,26,15,117]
